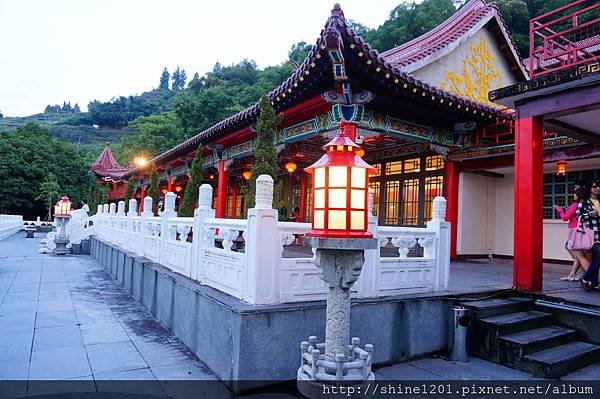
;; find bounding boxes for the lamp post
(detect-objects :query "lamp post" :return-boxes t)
[53,195,72,255]
[297,123,376,396]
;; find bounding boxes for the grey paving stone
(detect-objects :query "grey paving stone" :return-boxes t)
[0,353,30,379]
[150,360,217,380]
[38,289,71,300]
[86,341,148,374]
[29,346,92,379]
[37,298,74,313]
[2,290,38,302]
[80,321,130,345]
[7,282,39,293]
[376,363,442,380]
[132,338,198,367]
[39,282,69,291]
[33,324,83,352]
[76,307,118,324]
[35,310,78,328]
[0,299,37,314]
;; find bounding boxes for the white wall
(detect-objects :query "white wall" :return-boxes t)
[493,173,571,261]
[457,172,496,255]
[457,171,571,261]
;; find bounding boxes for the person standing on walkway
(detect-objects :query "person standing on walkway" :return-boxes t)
[555,187,590,281]
[578,180,600,291]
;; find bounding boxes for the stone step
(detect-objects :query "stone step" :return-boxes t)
[497,325,578,363]
[480,311,553,335]
[523,341,600,378]
[471,311,553,361]
[459,297,534,319]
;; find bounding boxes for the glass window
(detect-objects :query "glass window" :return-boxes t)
[371,163,381,177]
[403,158,420,173]
[369,181,380,217]
[385,161,402,175]
[425,155,444,171]
[424,176,444,221]
[402,179,420,226]
[384,180,401,224]
[542,168,600,220]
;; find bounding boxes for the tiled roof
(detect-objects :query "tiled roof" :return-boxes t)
[90,142,128,177]
[110,2,508,180]
[382,0,526,77]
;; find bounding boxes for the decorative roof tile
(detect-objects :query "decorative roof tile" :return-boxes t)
[90,142,128,177]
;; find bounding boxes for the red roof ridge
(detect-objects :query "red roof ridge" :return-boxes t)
[381,0,526,79]
[91,142,128,177]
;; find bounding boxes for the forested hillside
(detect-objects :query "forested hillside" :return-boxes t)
[0,0,577,218]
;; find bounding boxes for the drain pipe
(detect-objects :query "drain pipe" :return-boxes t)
[535,300,600,317]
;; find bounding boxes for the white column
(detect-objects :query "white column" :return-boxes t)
[159,192,177,265]
[140,197,153,257]
[191,184,215,282]
[117,201,126,217]
[243,175,280,305]
[97,204,103,214]
[109,203,116,214]
[427,196,450,290]
[127,199,137,217]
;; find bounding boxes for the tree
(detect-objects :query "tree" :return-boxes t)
[241,96,284,214]
[147,164,160,215]
[37,173,60,221]
[0,110,3,119]
[124,175,136,213]
[178,147,203,217]
[115,112,186,164]
[73,103,81,113]
[171,66,187,91]
[159,67,170,90]
[0,122,89,218]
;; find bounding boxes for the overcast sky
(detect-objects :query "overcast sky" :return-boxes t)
[0,0,403,117]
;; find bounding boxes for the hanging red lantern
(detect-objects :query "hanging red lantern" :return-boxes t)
[285,162,298,174]
[556,160,567,176]
[355,148,365,158]
[304,126,376,238]
[242,171,252,181]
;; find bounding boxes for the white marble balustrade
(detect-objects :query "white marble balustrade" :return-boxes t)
[91,174,451,305]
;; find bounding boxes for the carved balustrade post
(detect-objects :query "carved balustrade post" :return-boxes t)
[243,174,279,305]
[426,196,450,290]
[191,184,215,282]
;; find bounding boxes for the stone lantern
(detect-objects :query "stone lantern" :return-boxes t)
[53,195,72,255]
[298,123,376,397]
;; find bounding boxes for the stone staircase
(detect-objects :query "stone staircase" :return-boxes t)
[461,297,600,378]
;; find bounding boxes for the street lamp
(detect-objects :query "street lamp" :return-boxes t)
[134,156,147,167]
[298,124,376,394]
[53,195,72,255]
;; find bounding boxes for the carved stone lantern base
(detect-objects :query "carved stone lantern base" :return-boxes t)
[297,237,376,398]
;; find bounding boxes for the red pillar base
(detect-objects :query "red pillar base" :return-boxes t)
[514,116,544,292]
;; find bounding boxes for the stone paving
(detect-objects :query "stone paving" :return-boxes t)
[0,232,230,398]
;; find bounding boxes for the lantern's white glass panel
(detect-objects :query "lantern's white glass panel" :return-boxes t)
[314,210,325,229]
[328,166,347,187]
[314,189,325,209]
[328,189,347,208]
[314,168,325,188]
[329,210,346,230]
[351,167,366,188]
[350,210,365,230]
[350,189,365,209]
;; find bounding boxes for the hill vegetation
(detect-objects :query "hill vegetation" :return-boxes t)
[0,0,577,217]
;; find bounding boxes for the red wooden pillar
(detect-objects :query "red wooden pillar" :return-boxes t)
[299,172,307,222]
[216,160,228,218]
[514,116,544,292]
[167,176,174,192]
[230,183,238,218]
[139,182,146,213]
[444,160,459,260]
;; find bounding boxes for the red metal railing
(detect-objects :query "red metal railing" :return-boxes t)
[529,0,600,77]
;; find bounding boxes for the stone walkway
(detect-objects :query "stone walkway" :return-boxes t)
[0,232,230,398]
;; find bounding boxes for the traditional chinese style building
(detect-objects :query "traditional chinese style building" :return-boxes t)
[91,0,600,291]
